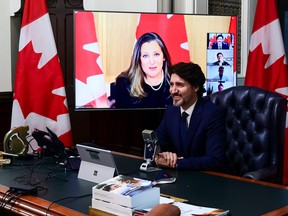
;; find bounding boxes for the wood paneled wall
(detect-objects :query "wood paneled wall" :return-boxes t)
[0,92,13,151]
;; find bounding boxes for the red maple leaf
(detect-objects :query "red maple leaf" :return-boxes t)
[209,35,217,48]
[136,14,190,64]
[75,11,103,84]
[14,41,68,121]
[224,35,231,44]
[246,44,288,92]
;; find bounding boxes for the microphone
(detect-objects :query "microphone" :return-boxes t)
[140,129,161,172]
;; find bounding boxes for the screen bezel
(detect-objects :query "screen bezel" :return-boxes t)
[74,10,237,111]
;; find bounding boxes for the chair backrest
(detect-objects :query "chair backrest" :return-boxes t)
[209,86,287,183]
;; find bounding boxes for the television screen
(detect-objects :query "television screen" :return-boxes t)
[74,11,237,110]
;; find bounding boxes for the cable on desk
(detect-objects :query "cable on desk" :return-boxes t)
[0,189,23,214]
[45,166,70,182]
[12,157,49,197]
[0,188,14,210]
[2,177,58,214]
[1,188,44,214]
[13,157,43,186]
[45,193,92,216]
[7,192,21,212]
[28,158,42,185]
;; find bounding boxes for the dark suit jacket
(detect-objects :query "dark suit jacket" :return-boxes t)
[156,97,229,172]
[109,76,172,108]
[211,42,230,49]
[213,61,230,66]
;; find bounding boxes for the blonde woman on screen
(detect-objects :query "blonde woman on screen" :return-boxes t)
[109,32,172,108]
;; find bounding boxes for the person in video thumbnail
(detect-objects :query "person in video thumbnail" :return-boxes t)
[155,62,229,172]
[218,83,224,92]
[109,32,172,108]
[213,52,230,66]
[207,66,230,83]
[211,34,230,49]
[217,66,230,82]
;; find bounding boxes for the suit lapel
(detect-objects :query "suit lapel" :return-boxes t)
[175,108,185,156]
[184,100,203,154]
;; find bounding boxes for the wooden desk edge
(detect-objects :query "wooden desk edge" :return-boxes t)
[113,153,288,215]
[110,154,288,216]
[0,185,87,216]
[1,153,288,216]
[0,153,139,216]
[112,151,143,160]
[261,205,288,216]
[112,151,288,190]
[204,171,288,190]
[204,171,288,216]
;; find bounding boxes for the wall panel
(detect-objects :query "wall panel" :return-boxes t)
[0,93,13,150]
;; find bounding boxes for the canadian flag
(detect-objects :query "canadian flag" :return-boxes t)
[245,0,288,183]
[136,14,190,64]
[229,16,237,72]
[75,11,108,108]
[11,0,73,148]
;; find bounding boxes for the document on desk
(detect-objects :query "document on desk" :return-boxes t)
[150,197,229,216]
[172,202,229,216]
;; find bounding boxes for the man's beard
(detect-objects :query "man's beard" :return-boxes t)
[172,94,183,107]
[173,99,183,107]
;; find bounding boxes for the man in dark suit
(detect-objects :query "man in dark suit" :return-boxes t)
[211,34,230,49]
[213,52,230,66]
[155,62,229,172]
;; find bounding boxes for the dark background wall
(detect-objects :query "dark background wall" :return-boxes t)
[278,0,288,58]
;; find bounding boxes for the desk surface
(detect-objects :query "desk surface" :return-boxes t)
[0,154,288,216]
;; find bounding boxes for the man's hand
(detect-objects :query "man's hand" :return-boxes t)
[155,152,179,168]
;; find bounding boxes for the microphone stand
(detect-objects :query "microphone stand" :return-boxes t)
[140,139,161,172]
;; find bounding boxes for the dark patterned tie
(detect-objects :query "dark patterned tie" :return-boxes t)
[180,112,189,147]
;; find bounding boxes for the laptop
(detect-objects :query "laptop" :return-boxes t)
[76,143,119,183]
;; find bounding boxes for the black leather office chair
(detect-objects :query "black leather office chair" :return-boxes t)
[209,86,287,184]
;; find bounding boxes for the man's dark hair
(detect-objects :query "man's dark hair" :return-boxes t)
[216,52,223,57]
[216,34,224,39]
[168,62,206,98]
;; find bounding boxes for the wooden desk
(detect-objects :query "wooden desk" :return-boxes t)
[0,185,86,216]
[0,154,288,216]
[0,157,96,215]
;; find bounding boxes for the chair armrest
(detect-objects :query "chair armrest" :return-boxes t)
[243,165,277,180]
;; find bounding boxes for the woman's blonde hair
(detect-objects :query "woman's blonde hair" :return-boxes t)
[119,32,171,98]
